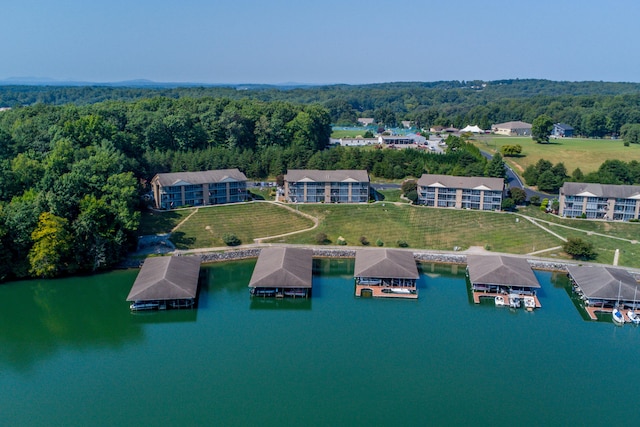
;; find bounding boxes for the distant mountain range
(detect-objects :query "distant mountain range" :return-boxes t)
[0,77,320,89]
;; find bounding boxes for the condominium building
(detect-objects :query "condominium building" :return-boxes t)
[284,169,370,203]
[558,182,640,221]
[417,174,504,211]
[151,169,247,209]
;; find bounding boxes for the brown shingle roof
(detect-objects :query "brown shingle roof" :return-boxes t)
[566,265,639,301]
[353,249,419,279]
[417,174,504,191]
[284,169,369,183]
[126,256,201,301]
[561,182,640,199]
[467,255,540,289]
[153,169,247,187]
[248,247,313,289]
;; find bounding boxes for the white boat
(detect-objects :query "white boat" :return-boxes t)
[359,278,382,285]
[612,307,625,325]
[524,297,536,310]
[495,296,505,306]
[612,281,625,325]
[628,286,640,325]
[627,310,640,325]
[381,287,413,294]
[130,301,160,311]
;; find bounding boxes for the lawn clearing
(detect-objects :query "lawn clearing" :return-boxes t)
[472,135,640,174]
[280,203,564,254]
[166,202,315,249]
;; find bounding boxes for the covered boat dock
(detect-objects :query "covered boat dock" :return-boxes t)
[566,265,640,320]
[467,255,541,309]
[127,256,202,311]
[354,249,419,299]
[248,247,313,298]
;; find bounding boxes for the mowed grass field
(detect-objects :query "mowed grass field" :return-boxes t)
[281,203,562,254]
[141,202,315,249]
[138,202,640,268]
[472,135,640,174]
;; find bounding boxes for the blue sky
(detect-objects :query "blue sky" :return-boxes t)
[2,0,638,84]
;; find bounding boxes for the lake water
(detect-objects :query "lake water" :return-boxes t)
[1,259,639,426]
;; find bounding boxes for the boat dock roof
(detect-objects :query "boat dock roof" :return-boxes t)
[467,255,540,289]
[353,249,419,279]
[248,247,313,289]
[126,256,201,302]
[566,265,639,301]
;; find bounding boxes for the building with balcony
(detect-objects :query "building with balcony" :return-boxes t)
[151,169,247,209]
[417,174,504,211]
[558,182,640,221]
[283,169,370,203]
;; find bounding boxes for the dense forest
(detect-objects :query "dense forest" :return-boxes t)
[0,97,494,281]
[2,79,640,281]
[3,79,640,137]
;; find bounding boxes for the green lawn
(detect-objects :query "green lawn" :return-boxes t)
[138,202,640,268]
[145,202,315,249]
[277,203,564,254]
[472,135,640,174]
[138,209,192,235]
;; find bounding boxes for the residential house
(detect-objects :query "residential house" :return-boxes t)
[552,123,574,138]
[417,174,504,211]
[378,135,416,147]
[558,182,640,221]
[151,169,247,209]
[491,121,532,136]
[284,169,370,203]
[357,118,375,126]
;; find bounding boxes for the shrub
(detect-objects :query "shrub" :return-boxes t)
[405,190,419,204]
[222,233,241,246]
[501,198,515,211]
[563,237,597,260]
[375,238,384,247]
[540,198,549,212]
[315,232,329,244]
[396,240,409,248]
[529,195,541,206]
[337,236,347,246]
[359,236,370,246]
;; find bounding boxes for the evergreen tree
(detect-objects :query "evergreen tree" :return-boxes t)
[485,153,506,178]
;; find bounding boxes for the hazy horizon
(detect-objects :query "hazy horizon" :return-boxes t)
[3,0,640,85]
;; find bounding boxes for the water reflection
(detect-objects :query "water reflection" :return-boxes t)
[0,271,144,372]
[250,297,312,310]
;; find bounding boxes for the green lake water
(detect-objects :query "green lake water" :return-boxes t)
[1,259,639,426]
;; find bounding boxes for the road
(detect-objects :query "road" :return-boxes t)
[479,151,550,201]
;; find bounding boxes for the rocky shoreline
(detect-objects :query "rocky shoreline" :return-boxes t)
[122,246,640,280]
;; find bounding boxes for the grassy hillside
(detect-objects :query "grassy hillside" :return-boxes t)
[138,202,640,268]
[472,135,640,174]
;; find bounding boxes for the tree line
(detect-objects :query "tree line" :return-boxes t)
[0,97,500,281]
[3,79,640,138]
